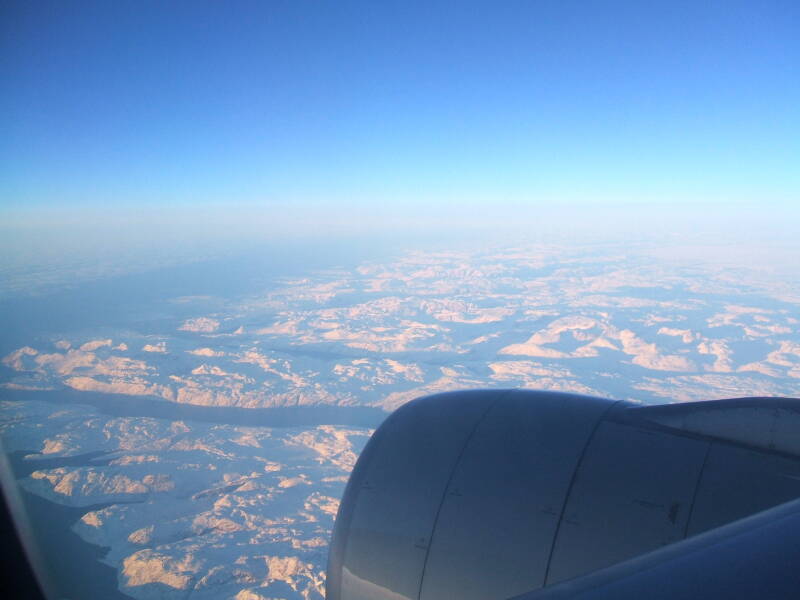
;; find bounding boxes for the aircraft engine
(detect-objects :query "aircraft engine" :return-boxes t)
[326,389,800,600]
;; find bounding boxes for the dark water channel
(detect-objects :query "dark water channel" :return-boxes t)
[7,450,138,600]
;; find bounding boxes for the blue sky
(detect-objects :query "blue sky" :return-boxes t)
[2,0,799,214]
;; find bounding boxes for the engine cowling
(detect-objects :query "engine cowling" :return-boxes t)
[327,389,800,600]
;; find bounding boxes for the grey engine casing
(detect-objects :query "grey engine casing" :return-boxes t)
[326,389,800,600]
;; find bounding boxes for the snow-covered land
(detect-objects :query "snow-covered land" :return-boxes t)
[1,400,370,599]
[1,242,799,598]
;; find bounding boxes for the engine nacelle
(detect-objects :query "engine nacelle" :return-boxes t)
[327,389,800,600]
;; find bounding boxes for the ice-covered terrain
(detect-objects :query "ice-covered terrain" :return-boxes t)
[5,243,799,406]
[1,241,799,598]
[1,400,370,599]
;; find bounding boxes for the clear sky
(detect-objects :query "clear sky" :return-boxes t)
[2,0,799,215]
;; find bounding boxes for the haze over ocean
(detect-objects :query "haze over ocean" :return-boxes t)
[2,2,799,599]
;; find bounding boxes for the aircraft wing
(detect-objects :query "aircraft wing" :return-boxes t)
[511,492,800,599]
